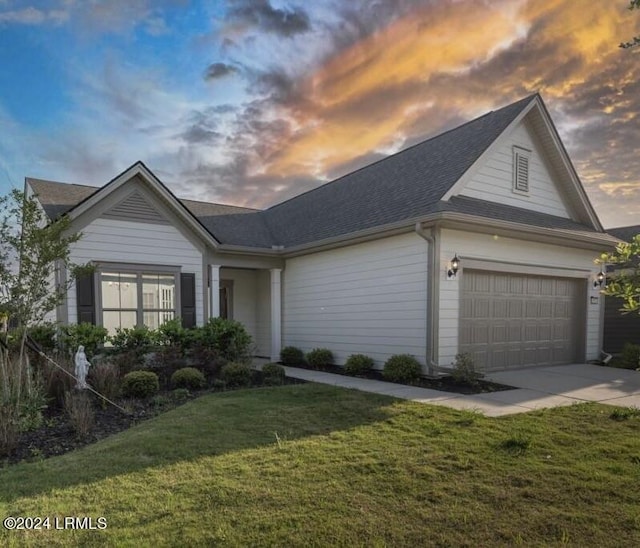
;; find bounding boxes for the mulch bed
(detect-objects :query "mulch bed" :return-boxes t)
[3,372,305,467]
[285,362,514,395]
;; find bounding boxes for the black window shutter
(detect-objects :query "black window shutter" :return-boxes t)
[180,273,196,328]
[76,272,96,325]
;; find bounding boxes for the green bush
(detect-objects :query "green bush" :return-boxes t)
[344,354,375,375]
[306,348,334,369]
[110,325,157,353]
[171,367,206,390]
[262,363,286,386]
[157,318,195,350]
[383,354,421,383]
[451,352,484,387]
[60,323,109,359]
[121,371,159,399]
[171,388,191,402]
[27,322,58,353]
[280,346,305,366]
[220,362,253,388]
[620,343,640,369]
[194,318,252,362]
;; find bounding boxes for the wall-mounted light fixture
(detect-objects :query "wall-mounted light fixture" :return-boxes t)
[593,270,605,289]
[447,254,460,280]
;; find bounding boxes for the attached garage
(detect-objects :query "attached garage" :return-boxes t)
[459,270,585,371]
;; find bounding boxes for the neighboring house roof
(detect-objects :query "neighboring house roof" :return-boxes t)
[607,225,640,243]
[26,94,610,251]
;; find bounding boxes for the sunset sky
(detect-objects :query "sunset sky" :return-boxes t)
[0,0,638,229]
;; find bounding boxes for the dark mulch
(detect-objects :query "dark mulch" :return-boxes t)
[4,372,305,467]
[285,362,514,395]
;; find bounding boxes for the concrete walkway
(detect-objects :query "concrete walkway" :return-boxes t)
[257,362,640,417]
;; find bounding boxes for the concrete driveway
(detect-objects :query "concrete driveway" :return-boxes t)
[483,363,640,412]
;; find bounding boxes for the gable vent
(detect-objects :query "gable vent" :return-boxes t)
[513,147,531,194]
[102,191,169,224]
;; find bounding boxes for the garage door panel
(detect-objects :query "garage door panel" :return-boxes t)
[460,270,583,371]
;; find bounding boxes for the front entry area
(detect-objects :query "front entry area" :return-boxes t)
[459,270,584,371]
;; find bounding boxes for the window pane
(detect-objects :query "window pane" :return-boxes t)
[143,274,159,309]
[119,274,138,308]
[102,311,121,337]
[103,310,137,336]
[101,273,121,308]
[159,275,175,310]
[159,310,175,325]
[143,311,159,330]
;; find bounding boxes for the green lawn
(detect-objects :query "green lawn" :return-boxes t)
[1,383,639,546]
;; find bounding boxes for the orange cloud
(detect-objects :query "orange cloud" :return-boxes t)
[261,0,529,178]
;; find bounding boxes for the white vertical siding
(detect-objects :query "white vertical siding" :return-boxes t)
[68,217,204,325]
[459,121,571,218]
[438,228,602,367]
[283,233,428,368]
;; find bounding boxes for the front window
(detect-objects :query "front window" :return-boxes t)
[100,270,176,335]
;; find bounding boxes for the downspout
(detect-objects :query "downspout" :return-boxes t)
[414,222,440,377]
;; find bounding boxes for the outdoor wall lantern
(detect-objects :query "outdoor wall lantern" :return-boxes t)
[447,254,460,280]
[593,270,605,289]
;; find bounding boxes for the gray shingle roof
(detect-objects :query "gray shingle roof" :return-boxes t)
[607,225,640,243]
[27,178,98,220]
[261,94,537,247]
[27,94,604,250]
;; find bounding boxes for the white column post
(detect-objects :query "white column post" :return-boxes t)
[270,268,282,362]
[209,265,221,319]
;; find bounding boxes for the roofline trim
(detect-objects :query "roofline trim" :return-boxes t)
[277,210,619,257]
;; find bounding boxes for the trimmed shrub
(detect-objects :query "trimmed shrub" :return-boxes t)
[262,362,286,386]
[620,343,640,369]
[306,348,334,369]
[60,323,109,359]
[171,388,191,402]
[451,352,484,387]
[171,367,206,390]
[220,362,253,388]
[194,318,253,363]
[383,354,421,383]
[121,371,160,399]
[344,354,375,376]
[280,346,305,366]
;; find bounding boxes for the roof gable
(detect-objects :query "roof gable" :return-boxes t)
[443,95,602,231]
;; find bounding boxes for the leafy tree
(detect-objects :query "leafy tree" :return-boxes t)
[0,188,88,361]
[620,0,640,49]
[0,188,87,455]
[597,234,640,313]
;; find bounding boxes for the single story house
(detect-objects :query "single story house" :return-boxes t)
[602,225,640,354]
[27,94,620,374]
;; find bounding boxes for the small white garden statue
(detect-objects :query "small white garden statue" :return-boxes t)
[74,345,91,389]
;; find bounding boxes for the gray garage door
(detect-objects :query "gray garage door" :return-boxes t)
[460,270,584,371]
